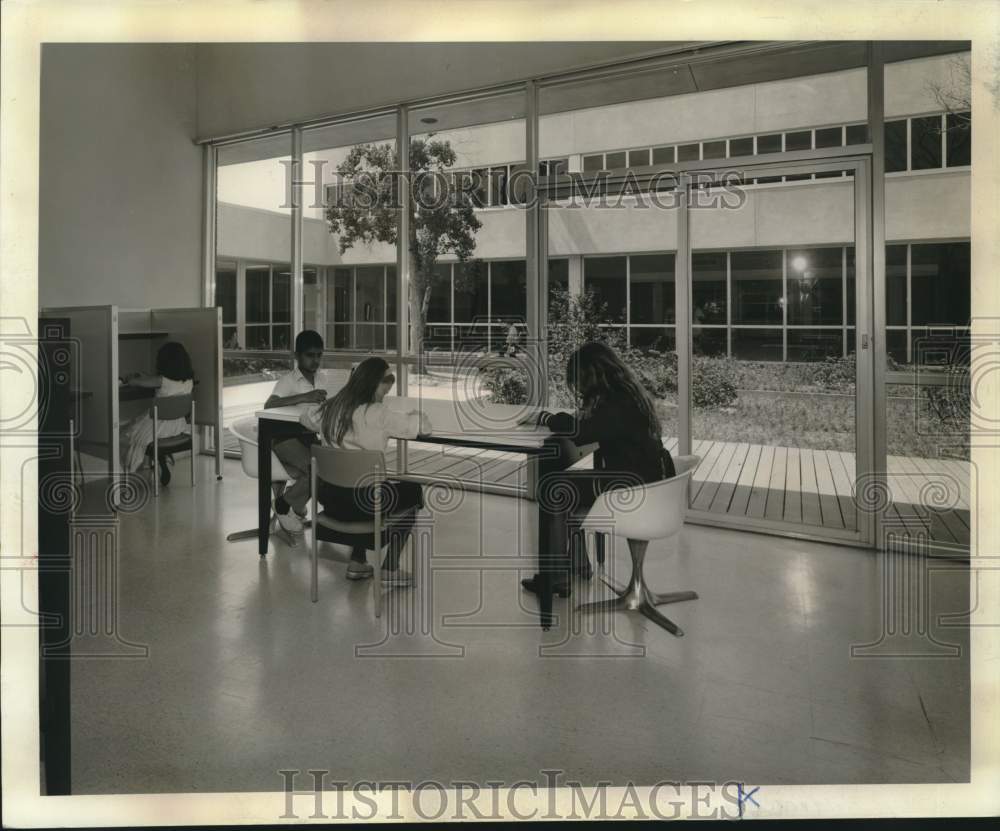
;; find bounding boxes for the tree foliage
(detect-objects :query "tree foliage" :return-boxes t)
[325,138,482,363]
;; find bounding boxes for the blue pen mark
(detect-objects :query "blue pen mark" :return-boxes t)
[737,784,760,817]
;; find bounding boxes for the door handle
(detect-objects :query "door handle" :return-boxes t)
[861,333,870,350]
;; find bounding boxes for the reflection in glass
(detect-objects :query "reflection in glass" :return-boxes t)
[629,254,674,324]
[886,244,907,326]
[910,115,943,170]
[911,242,970,326]
[215,264,237,324]
[246,266,270,323]
[786,247,843,325]
[885,120,907,172]
[692,252,727,325]
[490,260,527,321]
[731,328,782,361]
[787,329,843,361]
[583,256,627,322]
[731,250,782,324]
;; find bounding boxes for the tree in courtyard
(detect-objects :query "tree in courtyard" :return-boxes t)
[325,138,482,372]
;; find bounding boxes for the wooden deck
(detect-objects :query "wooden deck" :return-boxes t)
[388,438,971,548]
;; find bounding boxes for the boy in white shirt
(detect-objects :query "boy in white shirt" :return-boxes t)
[265,330,335,535]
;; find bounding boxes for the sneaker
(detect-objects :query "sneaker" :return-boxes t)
[380,568,414,587]
[276,510,303,534]
[346,561,374,581]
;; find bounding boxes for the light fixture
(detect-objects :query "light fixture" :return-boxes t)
[791,255,808,272]
[420,117,438,125]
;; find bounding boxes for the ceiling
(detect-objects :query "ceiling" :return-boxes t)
[214,40,969,165]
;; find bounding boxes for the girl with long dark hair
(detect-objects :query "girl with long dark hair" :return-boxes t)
[120,341,195,482]
[521,341,676,598]
[300,357,431,585]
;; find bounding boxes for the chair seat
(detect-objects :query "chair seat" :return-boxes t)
[146,435,192,456]
[313,507,417,547]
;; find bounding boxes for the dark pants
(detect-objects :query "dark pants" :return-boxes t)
[536,438,645,578]
[316,479,423,569]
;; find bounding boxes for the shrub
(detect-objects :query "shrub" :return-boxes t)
[477,365,529,405]
[692,357,738,409]
[810,354,857,393]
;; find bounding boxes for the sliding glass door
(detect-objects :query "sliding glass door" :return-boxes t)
[681,158,873,545]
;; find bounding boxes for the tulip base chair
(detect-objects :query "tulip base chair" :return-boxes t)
[225,417,310,547]
[576,455,701,637]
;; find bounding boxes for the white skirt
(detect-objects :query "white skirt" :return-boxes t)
[121,413,190,473]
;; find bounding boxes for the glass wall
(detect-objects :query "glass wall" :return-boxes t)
[301,113,399,357]
[215,135,294,380]
[206,43,972,545]
[405,90,527,408]
[880,52,971,551]
[688,167,860,535]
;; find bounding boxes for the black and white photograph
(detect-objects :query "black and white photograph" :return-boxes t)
[2,0,999,826]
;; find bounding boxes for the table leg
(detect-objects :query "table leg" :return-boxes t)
[528,454,554,630]
[258,418,272,557]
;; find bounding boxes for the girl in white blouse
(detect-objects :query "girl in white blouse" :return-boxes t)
[300,357,431,585]
[120,341,195,483]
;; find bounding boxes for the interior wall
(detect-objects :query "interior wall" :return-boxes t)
[39,44,203,309]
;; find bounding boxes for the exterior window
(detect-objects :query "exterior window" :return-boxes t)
[729,137,753,157]
[731,250,783,325]
[453,261,488,323]
[272,266,292,351]
[814,126,843,148]
[215,263,238,349]
[886,245,907,326]
[490,166,509,206]
[427,264,451,323]
[785,130,812,151]
[946,112,971,166]
[911,115,943,170]
[628,148,651,168]
[786,248,842,325]
[245,265,272,349]
[629,254,675,325]
[548,258,569,314]
[584,256,627,323]
[845,124,869,145]
[910,242,970,326]
[788,330,843,361]
[582,154,604,172]
[756,133,781,154]
[693,252,727,325]
[885,120,907,172]
[677,143,700,162]
[652,145,675,164]
[605,150,627,169]
[490,260,527,323]
[732,328,782,361]
[702,140,726,159]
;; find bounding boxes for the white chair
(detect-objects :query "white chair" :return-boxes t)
[225,416,308,545]
[577,455,701,637]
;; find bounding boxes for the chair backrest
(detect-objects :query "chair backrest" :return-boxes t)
[583,469,693,542]
[229,416,292,482]
[150,394,192,421]
[311,445,386,490]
